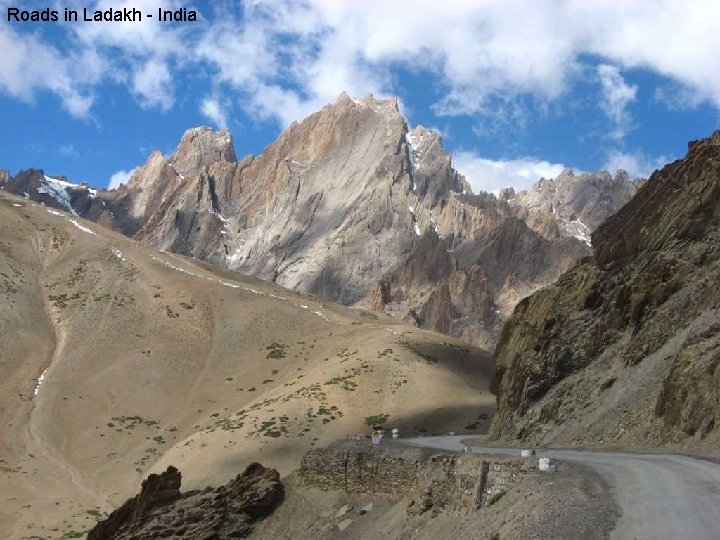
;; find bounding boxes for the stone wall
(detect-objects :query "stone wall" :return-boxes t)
[297,440,525,512]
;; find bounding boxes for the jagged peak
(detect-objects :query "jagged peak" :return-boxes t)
[168,126,237,178]
[687,129,720,154]
[335,91,401,114]
[172,126,235,156]
[614,169,630,182]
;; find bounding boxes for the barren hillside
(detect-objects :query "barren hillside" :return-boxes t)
[0,191,494,539]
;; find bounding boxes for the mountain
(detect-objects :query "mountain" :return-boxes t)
[502,169,643,245]
[490,131,720,452]
[0,190,494,538]
[0,93,639,349]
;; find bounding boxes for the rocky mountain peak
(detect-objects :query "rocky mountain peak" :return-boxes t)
[687,129,720,153]
[169,126,237,178]
[336,91,401,115]
[506,168,641,245]
[0,94,641,349]
[406,126,442,168]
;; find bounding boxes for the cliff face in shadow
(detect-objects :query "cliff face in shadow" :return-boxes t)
[491,131,720,452]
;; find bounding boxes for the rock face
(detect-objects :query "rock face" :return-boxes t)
[298,440,524,511]
[490,131,720,451]
[2,94,637,348]
[88,463,283,539]
[504,169,643,245]
[0,168,108,219]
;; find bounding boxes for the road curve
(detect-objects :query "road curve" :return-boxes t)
[401,436,720,540]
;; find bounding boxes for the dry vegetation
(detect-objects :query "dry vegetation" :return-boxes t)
[0,191,494,539]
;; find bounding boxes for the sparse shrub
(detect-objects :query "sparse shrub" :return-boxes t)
[364,413,389,426]
[266,342,287,359]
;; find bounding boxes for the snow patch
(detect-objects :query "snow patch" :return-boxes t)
[565,219,592,247]
[68,219,96,235]
[111,247,126,261]
[33,369,48,396]
[406,130,431,167]
[169,163,185,180]
[47,209,64,216]
[12,203,22,207]
[312,310,330,321]
[38,175,76,214]
[413,222,421,236]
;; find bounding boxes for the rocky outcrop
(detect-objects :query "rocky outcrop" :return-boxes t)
[88,463,283,540]
[0,169,108,219]
[298,440,525,511]
[490,131,720,451]
[2,94,638,347]
[88,466,182,540]
[505,169,643,244]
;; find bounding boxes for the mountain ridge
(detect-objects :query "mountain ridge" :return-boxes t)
[490,130,720,451]
[0,93,640,348]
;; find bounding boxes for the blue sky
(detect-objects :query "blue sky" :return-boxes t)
[1,0,719,193]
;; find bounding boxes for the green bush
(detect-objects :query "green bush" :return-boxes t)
[364,413,389,426]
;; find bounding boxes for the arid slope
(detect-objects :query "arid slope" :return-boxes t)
[0,191,493,539]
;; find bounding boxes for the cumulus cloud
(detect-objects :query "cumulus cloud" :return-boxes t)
[597,64,637,140]
[132,57,174,110]
[200,97,229,129]
[189,0,720,126]
[107,168,135,190]
[603,150,668,179]
[453,151,567,194]
[3,0,720,128]
[0,24,95,118]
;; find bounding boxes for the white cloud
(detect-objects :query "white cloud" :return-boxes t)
[107,168,135,190]
[0,24,95,118]
[4,0,720,127]
[597,64,637,139]
[453,151,567,194]
[603,150,668,179]
[188,0,720,128]
[653,83,705,111]
[200,97,229,129]
[132,58,174,110]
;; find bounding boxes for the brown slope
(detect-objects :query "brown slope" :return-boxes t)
[490,131,720,453]
[0,190,493,539]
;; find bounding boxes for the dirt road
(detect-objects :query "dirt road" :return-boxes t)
[402,436,720,540]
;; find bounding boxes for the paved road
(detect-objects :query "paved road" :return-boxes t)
[401,436,720,540]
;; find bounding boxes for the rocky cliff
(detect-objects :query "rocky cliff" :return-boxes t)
[87,463,283,539]
[491,131,720,452]
[502,169,643,245]
[1,94,637,348]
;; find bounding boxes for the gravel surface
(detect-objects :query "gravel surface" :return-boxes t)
[403,436,720,540]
